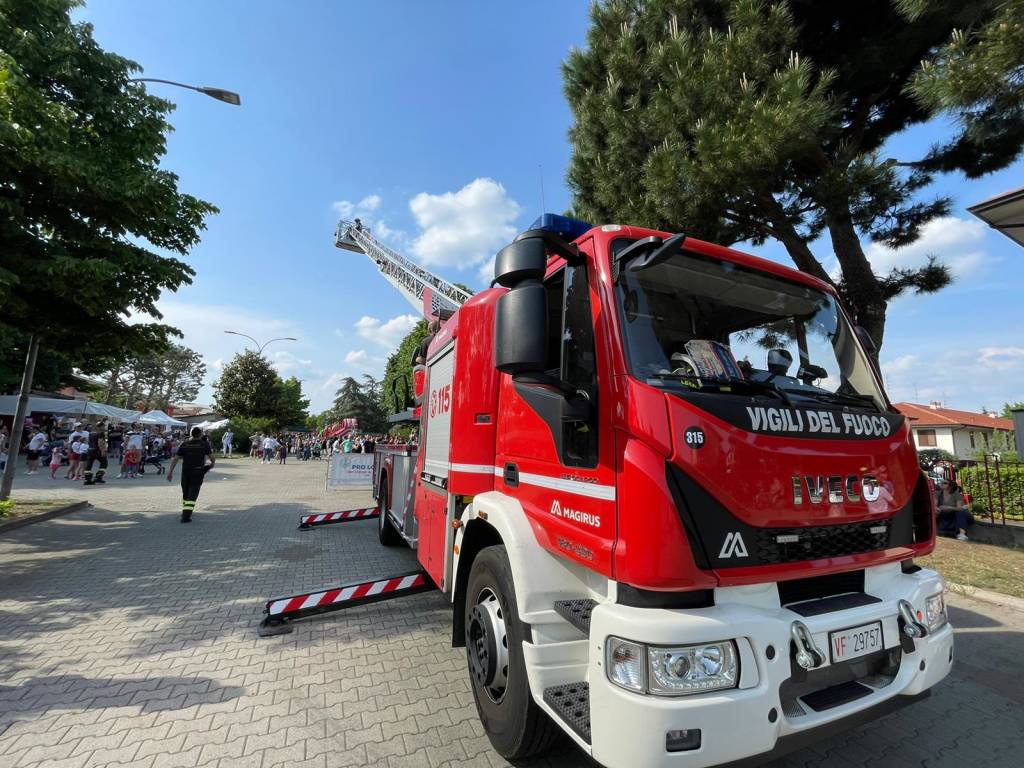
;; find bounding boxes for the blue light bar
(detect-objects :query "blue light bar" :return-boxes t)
[528,213,593,242]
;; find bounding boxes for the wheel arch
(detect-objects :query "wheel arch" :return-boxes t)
[451,491,610,647]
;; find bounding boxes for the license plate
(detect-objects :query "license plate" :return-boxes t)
[829,621,883,663]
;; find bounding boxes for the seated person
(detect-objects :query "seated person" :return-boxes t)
[935,478,973,541]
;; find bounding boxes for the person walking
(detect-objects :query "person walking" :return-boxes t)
[82,421,108,485]
[166,426,214,523]
[221,428,234,458]
[261,433,279,464]
[25,428,47,474]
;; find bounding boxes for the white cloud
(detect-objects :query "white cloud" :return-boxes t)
[866,216,989,280]
[344,349,386,368]
[881,354,918,376]
[978,346,1024,372]
[269,349,314,377]
[331,194,383,221]
[355,313,420,349]
[358,194,381,212]
[409,178,521,270]
[211,358,224,371]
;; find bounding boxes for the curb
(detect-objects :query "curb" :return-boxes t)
[947,581,1024,614]
[0,501,91,534]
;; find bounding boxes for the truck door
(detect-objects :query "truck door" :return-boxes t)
[416,342,455,587]
[495,243,616,574]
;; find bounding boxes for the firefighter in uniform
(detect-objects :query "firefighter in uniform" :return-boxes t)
[82,421,109,485]
[166,427,214,523]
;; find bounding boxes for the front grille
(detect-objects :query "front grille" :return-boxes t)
[753,522,889,565]
[779,570,865,605]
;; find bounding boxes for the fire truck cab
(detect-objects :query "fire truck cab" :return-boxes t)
[373,215,953,768]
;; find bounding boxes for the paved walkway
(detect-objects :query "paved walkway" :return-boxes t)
[0,458,1022,768]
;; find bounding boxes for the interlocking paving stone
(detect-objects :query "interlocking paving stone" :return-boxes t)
[2,458,1023,767]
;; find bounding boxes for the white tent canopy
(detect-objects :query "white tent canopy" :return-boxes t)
[138,409,187,427]
[193,418,230,431]
[0,395,141,423]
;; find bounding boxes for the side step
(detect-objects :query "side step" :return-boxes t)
[553,599,597,635]
[257,570,432,636]
[544,683,591,744]
[298,506,378,530]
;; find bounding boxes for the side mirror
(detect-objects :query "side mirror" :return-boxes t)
[855,325,877,355]
[494,238,547,288]
[798,363,828,384]
[495,282,546,374]
[767,348,793,376]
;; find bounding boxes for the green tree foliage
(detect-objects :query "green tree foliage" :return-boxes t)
[213,351,278,420]
[98,344,205,411]
[0,0,216,363]
[0,327,76,392]
[563,0,1024,354]
[276,376,311,429]
[380,320,429,417]
[211,416,276,454]
[1001,402,1024,420]
[916,448,955,471]
[332,375,387,433]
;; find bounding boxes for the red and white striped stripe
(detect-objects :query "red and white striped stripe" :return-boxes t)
[266,573,427,616]
[299,507,378,526]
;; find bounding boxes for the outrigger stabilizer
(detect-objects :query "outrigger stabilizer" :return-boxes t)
[257,570,433,637]
[297,506,379,530]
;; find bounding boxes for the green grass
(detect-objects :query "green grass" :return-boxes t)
[0,499,76,521]
[920,536,1024,599]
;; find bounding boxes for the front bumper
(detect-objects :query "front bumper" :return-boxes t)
[587,563,953,768]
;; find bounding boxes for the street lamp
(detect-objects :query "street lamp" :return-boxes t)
[0,75,240,502]
[224,331,297,355]
[129,77,241,105]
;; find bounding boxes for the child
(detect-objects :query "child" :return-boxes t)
[123,446,140,478]
[67,439,86,480]
[49,445,64,479]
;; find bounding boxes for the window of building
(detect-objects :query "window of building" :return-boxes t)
[969,432,976,449]
[917,429,937,447]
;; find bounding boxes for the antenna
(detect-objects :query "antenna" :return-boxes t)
[538,164,546,214]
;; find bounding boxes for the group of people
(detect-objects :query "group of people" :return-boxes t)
[0,418,195,485]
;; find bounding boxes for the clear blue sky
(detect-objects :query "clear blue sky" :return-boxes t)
[79,1,1024,414]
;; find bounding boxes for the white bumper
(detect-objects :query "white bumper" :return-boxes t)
[586,563,953,768]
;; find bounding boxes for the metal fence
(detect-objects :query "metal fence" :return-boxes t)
[950,455,1024,525]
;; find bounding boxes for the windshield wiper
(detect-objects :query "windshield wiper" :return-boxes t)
[721,376,795,407]
[649,373,795,407]
[782,389,882,412]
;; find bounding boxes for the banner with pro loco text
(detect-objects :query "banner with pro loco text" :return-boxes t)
[326,453,375,488]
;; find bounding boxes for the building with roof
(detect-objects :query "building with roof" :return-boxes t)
[894,402,1015,459]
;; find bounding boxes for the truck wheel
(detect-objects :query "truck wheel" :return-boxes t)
[377,479,401,547]
[465,545,557,759]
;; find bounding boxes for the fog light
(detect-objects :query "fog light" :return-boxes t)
[606,637,645,692]
[925,592,948,632]
[666,728,701,752]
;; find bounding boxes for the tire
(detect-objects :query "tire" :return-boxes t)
[377,476,402,547]
[465,545,558,759]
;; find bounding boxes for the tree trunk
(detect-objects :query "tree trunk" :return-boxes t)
[826,210,888,362]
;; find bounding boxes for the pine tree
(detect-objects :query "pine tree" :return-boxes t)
[563,0,1024,355]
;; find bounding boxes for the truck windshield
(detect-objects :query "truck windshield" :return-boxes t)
[614,247,886,411]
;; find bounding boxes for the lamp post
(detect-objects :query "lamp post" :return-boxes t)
[128,78,241,106]
[224,331,297,355]
[0,77,241,501]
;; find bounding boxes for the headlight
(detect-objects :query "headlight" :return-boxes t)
[925,592,947,632]
[648,641,738,695]
[606,637,739,696]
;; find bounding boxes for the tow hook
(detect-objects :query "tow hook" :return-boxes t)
[790,621,826,670]
[898,599,929,640]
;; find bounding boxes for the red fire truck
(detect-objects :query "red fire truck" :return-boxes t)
[289,215,953,767]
